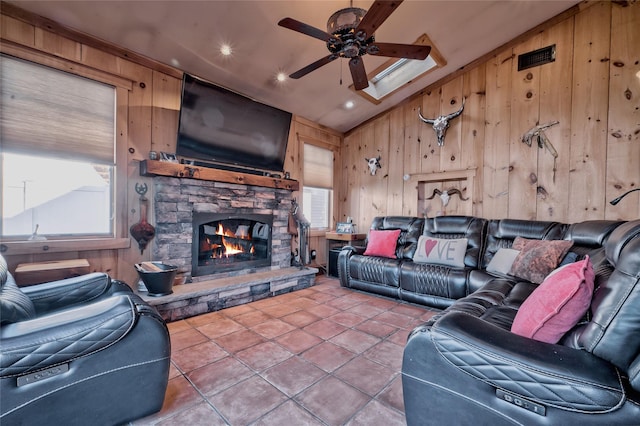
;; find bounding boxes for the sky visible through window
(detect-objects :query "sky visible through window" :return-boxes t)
[2,153,111,237]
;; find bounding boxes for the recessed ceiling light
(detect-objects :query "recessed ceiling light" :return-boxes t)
[276,72,287,82]
[220,44,232,56]
[170,58,181,67]
[345,100,355,109]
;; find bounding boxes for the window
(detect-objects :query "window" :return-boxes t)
[1,55,116,239]
[302,143,333,230]
[353,33,446,105]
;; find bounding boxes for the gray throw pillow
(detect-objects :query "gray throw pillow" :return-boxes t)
[486,248,520,276]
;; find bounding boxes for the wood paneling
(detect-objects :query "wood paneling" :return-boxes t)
[387,107,405,215]
[339,1,639,228]
[1,14,34,45]
[536,18,574,221]
[483,50,513,219]
[508,33,542,220]
[462,64,486,217]
[34,27,80,61]
[606,2,640,219]
[568,2,611,223]
[401,97,423,215]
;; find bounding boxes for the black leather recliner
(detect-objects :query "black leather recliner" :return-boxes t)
[402,220,640,425]
[0,255,171,425]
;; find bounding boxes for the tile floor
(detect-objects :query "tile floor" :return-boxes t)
[133,275,438,425]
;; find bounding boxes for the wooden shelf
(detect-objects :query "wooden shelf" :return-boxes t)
[15,258,90,286]
[325,232,367,242]
[140,160,300,191]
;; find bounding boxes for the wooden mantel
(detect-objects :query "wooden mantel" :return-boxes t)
[139,160,299,191]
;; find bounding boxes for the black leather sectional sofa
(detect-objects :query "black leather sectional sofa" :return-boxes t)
[338,216,640,424]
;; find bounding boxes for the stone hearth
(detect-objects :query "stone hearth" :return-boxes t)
[139,267,317,322]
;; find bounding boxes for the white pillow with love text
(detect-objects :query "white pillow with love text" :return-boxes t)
[412,236,468,268]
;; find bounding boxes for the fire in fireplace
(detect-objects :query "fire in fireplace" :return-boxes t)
[191,213,273,277]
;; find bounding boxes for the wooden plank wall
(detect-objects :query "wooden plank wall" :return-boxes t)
[1,9,342,282]
[287,118,343,269]
[339,1,639,229]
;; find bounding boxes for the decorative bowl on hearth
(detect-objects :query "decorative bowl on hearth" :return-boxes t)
[134,262,177,297]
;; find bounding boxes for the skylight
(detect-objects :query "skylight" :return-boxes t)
[353,34,445,104]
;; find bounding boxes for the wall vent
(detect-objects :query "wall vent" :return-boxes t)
[518,45,556,71]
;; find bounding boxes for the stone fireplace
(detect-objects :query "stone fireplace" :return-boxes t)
[152,176,292,282]
[137,164,318,322]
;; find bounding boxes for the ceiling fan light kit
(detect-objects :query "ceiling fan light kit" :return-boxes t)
[278,0,431,91]
[327,7,367,35]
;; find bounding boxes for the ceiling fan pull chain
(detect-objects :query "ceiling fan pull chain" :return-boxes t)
[340,59,343,85]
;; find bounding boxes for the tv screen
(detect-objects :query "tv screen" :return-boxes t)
[176,73,292,173]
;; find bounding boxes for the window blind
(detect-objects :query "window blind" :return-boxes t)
[303,143,333,189]
[1,55,115,164]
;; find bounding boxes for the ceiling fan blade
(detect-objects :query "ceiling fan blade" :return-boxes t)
[349,57,369,90]
[370,43,431,60]
[355,0,404,39]
[290,55,337,79]
[278,17,333,42]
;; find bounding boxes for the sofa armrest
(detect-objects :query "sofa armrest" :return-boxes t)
[0,295,136,376]
[413,312,625,411]
[341,245,365,255]
[337,246,364,287]
[21,273,128,314]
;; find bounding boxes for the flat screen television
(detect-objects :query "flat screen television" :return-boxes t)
[176,73,292,173]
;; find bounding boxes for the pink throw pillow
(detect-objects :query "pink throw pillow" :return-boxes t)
[363,229,401,259]
[511,256,594,344]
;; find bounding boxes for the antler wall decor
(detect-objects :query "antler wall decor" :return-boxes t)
[426,188,469,207]
[522,121,559,182]
[418,97,465,147]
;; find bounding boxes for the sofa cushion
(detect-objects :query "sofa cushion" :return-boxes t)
[364,229,401,258]
[486,248,520,276]
[509,237,573,284]
[413,236,467,267]
[348,255,402,288]
[481,219,567,269]
[511,256,594,344]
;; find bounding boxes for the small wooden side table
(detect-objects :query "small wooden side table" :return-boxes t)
[14,259,90,286]
[325,232,367,277]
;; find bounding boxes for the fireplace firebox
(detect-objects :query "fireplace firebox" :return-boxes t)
[192,213,273,277]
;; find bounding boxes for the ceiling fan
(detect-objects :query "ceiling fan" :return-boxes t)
[278,0,431,90]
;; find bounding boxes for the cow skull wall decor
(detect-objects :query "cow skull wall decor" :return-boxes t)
[426,188,469,207]
[365,156,382,175]
[418,97,466,147]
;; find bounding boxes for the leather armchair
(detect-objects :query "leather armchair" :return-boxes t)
[0,255,171,425]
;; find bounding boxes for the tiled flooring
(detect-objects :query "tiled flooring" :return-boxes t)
[134,276,438,425]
